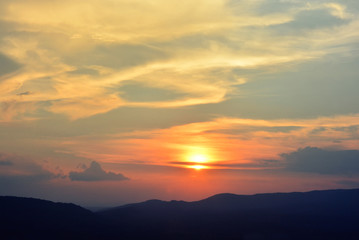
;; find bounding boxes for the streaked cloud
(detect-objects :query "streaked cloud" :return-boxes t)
[282,147,359,175]
[53,113,359,173]
[0,0,358,120]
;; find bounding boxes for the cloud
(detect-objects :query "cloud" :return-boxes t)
[49,94,124,120]
[0,154,15,166]
[57,113,359,169]
[0,100,37,122]
[0,0,358,120]
[336,180,359,188]
[273,8,348,31]
[69,161,129,181]
[0,160,12,166]
[16,91,31,96]
[0,152,64,192]
[0,153,19,166]
[0,152,69,199]
[282,147,359,175]
[119,82,186,103]
[169,159,281,170]
[0,53,21,76]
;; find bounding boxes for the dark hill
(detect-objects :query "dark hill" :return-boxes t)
[0,196,100,239]
[2,189,359,240]
[99,189,359,240]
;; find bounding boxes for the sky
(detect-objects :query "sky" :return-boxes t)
[1,0,359,207]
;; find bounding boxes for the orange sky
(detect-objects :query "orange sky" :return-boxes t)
[0,0,359,206]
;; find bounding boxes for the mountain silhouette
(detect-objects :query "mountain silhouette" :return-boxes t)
[0,196,103,239]
[2,189,359,239]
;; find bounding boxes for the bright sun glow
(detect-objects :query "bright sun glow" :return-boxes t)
[189,154,208,163]
[185,152,211,170]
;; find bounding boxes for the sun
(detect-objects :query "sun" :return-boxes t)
[180,146,215,170]
[186,152,210,170]
[190,165,207,170]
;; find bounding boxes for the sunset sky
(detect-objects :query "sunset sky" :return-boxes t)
[1,0,359,207]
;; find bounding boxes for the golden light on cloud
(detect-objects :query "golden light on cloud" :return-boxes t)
[53,112,359,175]
[0,0,357,122]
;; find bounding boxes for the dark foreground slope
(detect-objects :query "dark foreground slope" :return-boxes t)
[2,189,359,240]
[0,196,103,240]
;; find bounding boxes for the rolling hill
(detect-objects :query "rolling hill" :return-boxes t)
[1,189,359,239]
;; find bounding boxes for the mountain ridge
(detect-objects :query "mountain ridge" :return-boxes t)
[100,188,359,213]
[1,188,359,240]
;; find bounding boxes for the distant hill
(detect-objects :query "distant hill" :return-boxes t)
[99,189,359,240]
[2,189,359,239]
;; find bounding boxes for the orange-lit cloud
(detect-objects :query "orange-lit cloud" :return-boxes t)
[51,113,359,173]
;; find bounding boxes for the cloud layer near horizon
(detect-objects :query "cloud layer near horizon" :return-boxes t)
[282,147,359,175]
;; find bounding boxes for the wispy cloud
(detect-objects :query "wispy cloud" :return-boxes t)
[0,0,358,120]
